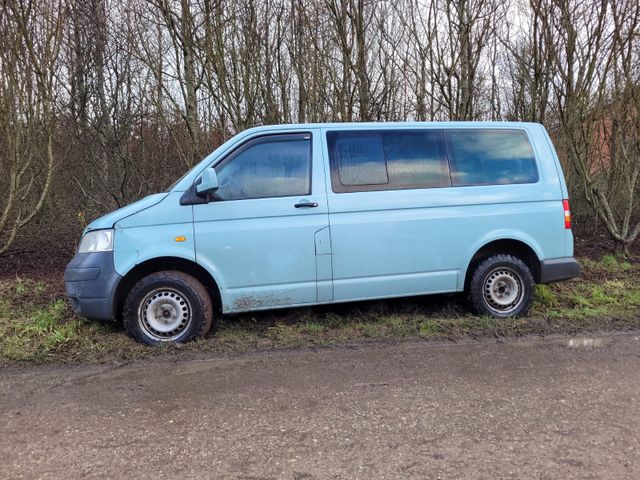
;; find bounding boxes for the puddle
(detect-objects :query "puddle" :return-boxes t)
[566,337,604,349]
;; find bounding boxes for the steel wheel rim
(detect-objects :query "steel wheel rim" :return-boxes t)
[483,267,524,314]
[138,287,192,341]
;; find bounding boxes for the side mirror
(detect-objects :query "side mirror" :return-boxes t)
[196,168,219,196]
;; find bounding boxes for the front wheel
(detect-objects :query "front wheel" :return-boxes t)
[467,254,535,318]
[123,271,213,345]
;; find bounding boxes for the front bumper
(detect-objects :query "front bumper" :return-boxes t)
[64,251,122,321]
[539,257,581,283]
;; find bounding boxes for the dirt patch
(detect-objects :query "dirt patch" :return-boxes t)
[0,241,73,280]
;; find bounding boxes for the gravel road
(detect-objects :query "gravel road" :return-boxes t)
[1,334,639,479]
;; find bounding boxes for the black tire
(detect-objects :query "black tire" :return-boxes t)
[467,254,535,318]
[123,271,213,345]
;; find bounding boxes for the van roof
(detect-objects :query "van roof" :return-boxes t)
[243,121,543,134]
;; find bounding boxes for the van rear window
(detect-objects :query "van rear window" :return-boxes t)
[334,135,389,186]
[444,130,539,186]
[327,130,450,192]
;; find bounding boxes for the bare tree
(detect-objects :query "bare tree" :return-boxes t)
[0,0,64,254]
[502,0,554,123]
[594,0,640,251]
[540,0,640,251]
[132,0,207,167]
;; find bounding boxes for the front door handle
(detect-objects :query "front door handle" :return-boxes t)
[294,200,318,208]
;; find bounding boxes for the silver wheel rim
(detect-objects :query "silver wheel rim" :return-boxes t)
[138,288,192,341]
[483,267,524,314]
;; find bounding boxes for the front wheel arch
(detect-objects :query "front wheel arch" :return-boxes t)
[114,257,221,323]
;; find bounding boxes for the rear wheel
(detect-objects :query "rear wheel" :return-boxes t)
[467,254,534,318]
[123,271,213,345]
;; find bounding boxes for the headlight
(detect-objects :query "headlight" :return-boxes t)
[78,229,114,253]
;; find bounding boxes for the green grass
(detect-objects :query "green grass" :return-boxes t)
[534,284,558,307]
[0,288,82,361]
[1,254,639,364]
[599,254,632,271]
[419,319,445,337]
[0,279,153,363]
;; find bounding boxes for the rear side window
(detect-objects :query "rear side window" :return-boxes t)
[444,130,538,186]
[334,135,389,186]
[214,134,311,200]
[327,130,450,192]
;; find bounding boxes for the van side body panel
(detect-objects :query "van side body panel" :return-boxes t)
[322,124,567,300]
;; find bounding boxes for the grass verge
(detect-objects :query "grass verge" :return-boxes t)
[1,254,639,364]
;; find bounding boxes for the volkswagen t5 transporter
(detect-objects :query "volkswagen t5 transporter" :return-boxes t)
[65,122,580,345]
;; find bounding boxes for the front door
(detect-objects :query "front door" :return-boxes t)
[193,132,329,312]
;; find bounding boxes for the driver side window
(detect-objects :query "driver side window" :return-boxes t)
[214,134,312,200]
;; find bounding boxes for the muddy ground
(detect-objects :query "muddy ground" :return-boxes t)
[1,333,639,479]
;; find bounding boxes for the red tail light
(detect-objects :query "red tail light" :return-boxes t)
[562,199,571,229]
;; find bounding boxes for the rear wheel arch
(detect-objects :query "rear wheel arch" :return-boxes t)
[464,239,541,290]
[113,257,221,322]
[467,254,535,317]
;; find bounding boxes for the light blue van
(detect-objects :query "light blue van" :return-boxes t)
[65,122,580,345]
